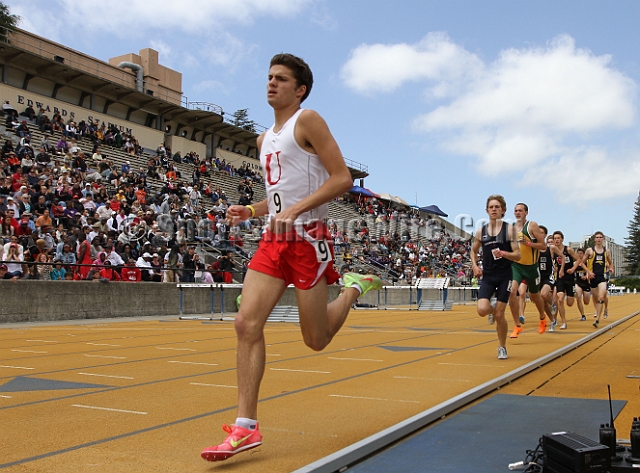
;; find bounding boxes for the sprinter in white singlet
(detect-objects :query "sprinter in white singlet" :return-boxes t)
[201,53,382,462]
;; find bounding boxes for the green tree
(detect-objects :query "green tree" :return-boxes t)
[0,2,21,43]
[583,234,595,250]
[231,108,256,133]
[624,192,640,275]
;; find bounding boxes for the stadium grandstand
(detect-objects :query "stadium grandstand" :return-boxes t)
[0,26,471,287]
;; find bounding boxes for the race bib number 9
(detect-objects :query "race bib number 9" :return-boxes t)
[312,239,331,263]
[273,191,283,213]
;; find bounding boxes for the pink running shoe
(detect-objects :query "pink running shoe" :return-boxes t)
[201,423,262,461]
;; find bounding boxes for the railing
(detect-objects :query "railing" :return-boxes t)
[186,101,224,115]
[6,259,240,282]
[344,157,368,175]
[186,101,269,134]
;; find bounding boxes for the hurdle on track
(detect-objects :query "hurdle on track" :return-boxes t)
[176,279,463,316]
[176,283,243,319]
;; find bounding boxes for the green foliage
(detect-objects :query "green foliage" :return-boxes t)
[231,109,256,133]
[611,277,640,291]
[0,2,20,43]
[624,192,640,275]
[582,234,595,250]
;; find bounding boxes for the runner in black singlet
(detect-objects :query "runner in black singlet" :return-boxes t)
[470,195,520,360]
[552,231,579,330]
[574,248,591,321]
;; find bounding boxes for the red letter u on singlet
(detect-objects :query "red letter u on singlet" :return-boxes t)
[265,151,282,185]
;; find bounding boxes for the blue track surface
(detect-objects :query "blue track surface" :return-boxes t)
[346,394,625,473]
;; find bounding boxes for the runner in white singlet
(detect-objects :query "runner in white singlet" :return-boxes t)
[201,53,381,463]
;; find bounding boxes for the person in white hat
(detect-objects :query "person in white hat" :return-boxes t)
[135,251,154,280]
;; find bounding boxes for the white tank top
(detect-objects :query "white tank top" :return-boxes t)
[260,108,329,224]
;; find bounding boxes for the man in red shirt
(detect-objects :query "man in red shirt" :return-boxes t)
[15,217,33,237]
[120,259,141,282]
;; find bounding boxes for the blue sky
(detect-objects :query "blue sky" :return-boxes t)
[10,0,640,245]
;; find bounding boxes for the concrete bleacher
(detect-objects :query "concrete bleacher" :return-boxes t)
[14,119,391,281]
[12,117,470,286]
[22,123,256,207]
[336,204,468,283]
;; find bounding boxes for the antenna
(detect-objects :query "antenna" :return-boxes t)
[608,384,615,429]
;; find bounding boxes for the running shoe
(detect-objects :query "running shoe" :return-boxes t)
[594,313,597,318]
[559,323,567,330]
[549,322,556,333]
[498,346,508,360]
[593,320,599,328]
[201,423,263,462]
[538,319,546,334]
[236,294,242,311]
[510,326,523,338]
[343,273,382,296]
[487,301,496,325]
[603,310,608,319]
[550,303,557,317]
[580,314,586,321]
[519,315,525,325]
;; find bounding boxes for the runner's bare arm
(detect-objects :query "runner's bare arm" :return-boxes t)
[470,228,483,277]
[566,247,580,274]
[528,221,548,251]
[606,250,614,274]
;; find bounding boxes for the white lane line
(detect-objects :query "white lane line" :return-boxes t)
[0,365,34,370]
[86,343,121,347]
[190,383,237,388]
[438,362,501,368]
[1,395,12,398]
[84,354,126,359]
[156,347,197,351]
[394,376,470,383]
[270,368,330,374]
[330,394,419,404]
[11,349,47,354]
[72,404,147,415]
[168,361,218,366]
[328,357,383,362]
[25,339,57,343]
[78,372,133,380]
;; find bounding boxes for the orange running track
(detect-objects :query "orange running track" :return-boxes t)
[1,294,638,472]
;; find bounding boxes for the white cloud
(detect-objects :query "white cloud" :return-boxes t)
[522,147,640,202]
[444,129,559,173]
[342,33,639,203]
[56,0,315,34]
[416,35,635,132]
[149,40,172,64]
[192,79,228,95]
[197,32,257,72]
[309,3,337,31]
[340,32,483,96]
[9,3,64,42]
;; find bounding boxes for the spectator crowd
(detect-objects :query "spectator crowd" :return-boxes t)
[329,195,473,285]
[0,102,261,283]
[1,101,470,286]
